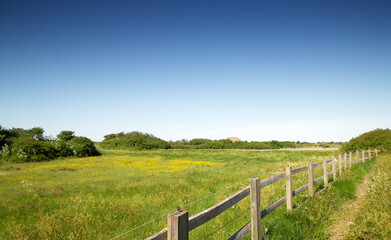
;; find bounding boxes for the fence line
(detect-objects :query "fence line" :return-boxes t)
[110,178,253,240]
[143,149,379,240]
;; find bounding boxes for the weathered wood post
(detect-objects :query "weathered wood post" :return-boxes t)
[168,211,189,240]
[344,153,347,170]
[331,155,337,181]
[323,157,328,187]
[362,150,365,163]
[286,166,293,211]
[308,161,314,198]
[349,152,352,168]
[250,178,261,240]
[375,149,378,157]
[339,154,342,175]
[368,149,371,160]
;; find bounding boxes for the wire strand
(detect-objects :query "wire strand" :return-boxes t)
[110,178,251,240]
[202,207,251,240]
[110,209,177,240]
[181,178,251,210]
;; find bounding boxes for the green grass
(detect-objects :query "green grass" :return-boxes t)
[0,149,335,239]
[261,158,375,239]
[346,153,391,239]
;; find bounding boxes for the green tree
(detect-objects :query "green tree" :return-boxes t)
[27,127,45,141]
[57,131,75,141]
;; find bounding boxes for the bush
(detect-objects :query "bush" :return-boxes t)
[99,131,171,150]
[169,138,298,150]
[0,126,101,162]
[54,140,74,157]
[341,129,391,153]
[8,137,57,162]
[68,137,100,157]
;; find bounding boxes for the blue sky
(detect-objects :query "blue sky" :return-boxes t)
[1,0,390,142]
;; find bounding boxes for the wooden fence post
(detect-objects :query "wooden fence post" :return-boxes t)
[362,150,365,163]
[250,178,261,240]
[323,158,328,187]
[349,152,352,168]
[168,211,189,240]
[308,161,314,198]
[344,153,347,170]
[339,154,342,175]
[331,155,337,181]
[286,166,293,211]
[368,149,371,160]
[375,149,378,157]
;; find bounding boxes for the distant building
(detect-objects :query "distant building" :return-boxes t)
[227,137,241,142]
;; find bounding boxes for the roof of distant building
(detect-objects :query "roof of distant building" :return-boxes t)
[227,137,241,142]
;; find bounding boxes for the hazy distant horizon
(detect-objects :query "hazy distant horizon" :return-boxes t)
[1,123,387,143]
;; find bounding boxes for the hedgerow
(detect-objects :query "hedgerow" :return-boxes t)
[341,128,391,153]
[0,126,100,162]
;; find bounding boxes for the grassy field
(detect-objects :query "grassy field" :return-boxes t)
[0,149,336,239]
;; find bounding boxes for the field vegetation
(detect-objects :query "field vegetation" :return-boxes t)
[341,128,391,153]
[99,131,341,151]
[346,153,391,239]
[0,149,335,239]
[0,126,100,163]
[262,157,375,239]
[2,127,386,239]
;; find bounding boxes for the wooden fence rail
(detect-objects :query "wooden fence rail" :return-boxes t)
[146,149,379,240]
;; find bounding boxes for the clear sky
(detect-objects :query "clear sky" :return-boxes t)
[1,0,390,142]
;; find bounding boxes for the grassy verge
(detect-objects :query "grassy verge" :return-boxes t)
[346,153,391,239]
[261,159,375,240]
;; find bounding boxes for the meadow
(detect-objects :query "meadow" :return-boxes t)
[0,149,335,239]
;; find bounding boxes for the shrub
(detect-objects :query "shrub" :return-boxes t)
[103,134,116,140]
[8,137,57,162]
[341,129,391,153]
[0,126,101,162]
[68,137,100,157]
[99,131,171,150]
[54,140,74,157]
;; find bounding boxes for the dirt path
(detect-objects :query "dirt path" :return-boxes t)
[329,175,370,240]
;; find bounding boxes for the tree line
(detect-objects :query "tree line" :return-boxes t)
[98,131,338,150]
[4,125,376,163]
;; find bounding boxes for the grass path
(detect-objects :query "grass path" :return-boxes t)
[329,172,371,239]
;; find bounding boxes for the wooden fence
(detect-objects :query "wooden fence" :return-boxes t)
[146,149,379,240]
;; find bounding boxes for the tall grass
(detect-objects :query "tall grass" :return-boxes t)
[346,153,391,239]
[261,159,375,239]
[0,149,334,239]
